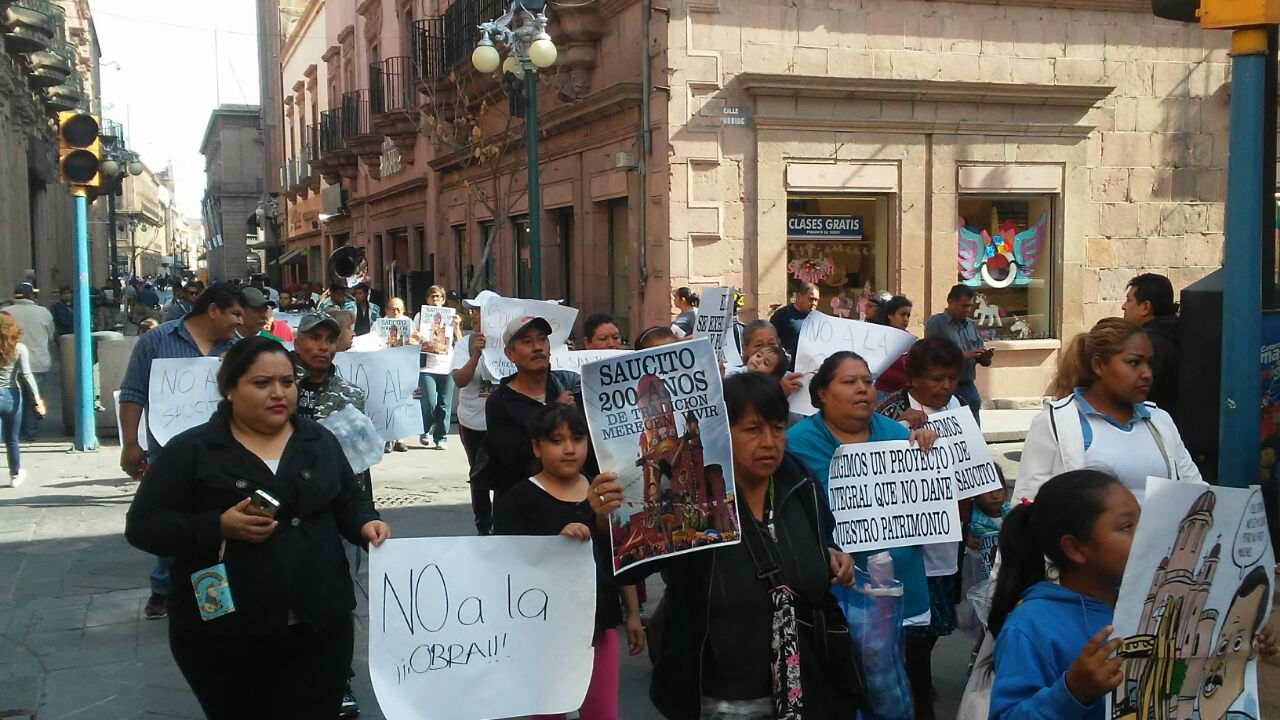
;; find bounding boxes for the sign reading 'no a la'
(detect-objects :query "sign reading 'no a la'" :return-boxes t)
[369,536,597,720]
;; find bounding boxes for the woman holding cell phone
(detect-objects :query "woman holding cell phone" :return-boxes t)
[125,336,390,719]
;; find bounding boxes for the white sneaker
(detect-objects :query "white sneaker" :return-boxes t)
[419,434,433,448]
[10,470,25,487]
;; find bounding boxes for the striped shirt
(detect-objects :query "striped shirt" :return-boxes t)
[119,319,237,406]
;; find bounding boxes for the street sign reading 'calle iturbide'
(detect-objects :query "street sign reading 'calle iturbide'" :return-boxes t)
[722,106,749,126]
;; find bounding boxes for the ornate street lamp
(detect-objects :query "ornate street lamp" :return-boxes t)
[472,0,556,299]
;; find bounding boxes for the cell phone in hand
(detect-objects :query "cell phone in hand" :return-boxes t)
[246,489,280,519]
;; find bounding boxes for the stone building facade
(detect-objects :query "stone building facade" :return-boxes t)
[269,0,1231,401]
[200,104,266,282]
[0,0,104,297]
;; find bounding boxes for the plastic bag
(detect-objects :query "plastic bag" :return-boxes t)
[318,404,384,474]
[957,548,992,635]
[957,632,994,720]
[833,552,912,720]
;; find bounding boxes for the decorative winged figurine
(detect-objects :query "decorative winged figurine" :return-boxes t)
[957,211,1047,288]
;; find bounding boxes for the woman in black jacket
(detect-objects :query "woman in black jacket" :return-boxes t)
[589,372,860,720]
[125,336,390,719]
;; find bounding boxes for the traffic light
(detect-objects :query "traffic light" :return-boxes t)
[57,111,101,190]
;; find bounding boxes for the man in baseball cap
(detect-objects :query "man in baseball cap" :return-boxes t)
[239,287,274,340]
[484,314,596,495]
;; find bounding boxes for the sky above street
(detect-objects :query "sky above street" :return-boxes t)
[95,0,261,217]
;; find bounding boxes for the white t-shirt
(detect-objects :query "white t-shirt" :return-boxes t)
[264,458,280,474]
[906,393,963,578]
[453,334,495,431]
[1081,414,1166,505]
[414,310,455,374]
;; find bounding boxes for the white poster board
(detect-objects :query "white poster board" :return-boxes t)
[113,389,147,453]
[789,312,916,416]
[369,536,597,720]
[694,288,731,361]
[480,297,578,378]
[581,338,741,573]
[146,357,223,446]
[333,345,425,442]
[826,440,963,553]
[1108,478,1274,720]
[278,311,307,330]
[550,347,631,373]
[920,407,1003,500]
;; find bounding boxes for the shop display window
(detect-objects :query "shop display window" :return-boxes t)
[785,196,891,319]
[956,195,1055,341]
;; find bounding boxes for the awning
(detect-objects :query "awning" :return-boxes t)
[275,247,305,265]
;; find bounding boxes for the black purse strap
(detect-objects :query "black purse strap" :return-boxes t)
[741,510,785,589]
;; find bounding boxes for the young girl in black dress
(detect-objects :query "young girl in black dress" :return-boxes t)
[494,402,643,720]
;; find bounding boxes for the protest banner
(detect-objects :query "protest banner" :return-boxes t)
[374,317,415,348]
[369,536,596,720]
[480,297,578,378]
[278,311,306,330]
[1109,478,1274,720]
[789,311,916,416]
[581,337,740,573]
[919,407,1003,499]
[418,305,457,359]
[694,287,731,360]
[826,440,963,553]
[146,357,223,446]
[550,347,630,374]
[350,332,385,352]
[333,345,425,442]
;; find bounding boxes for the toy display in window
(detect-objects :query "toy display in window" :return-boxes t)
[957,210,1047,289]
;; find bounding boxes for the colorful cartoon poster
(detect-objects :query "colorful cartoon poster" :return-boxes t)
[789,311,917,416]
[581,337,741,573]
[1260,311,1280,495]
[369,536,597,720]
[1109,478,1274,720]
[374,317,415,348]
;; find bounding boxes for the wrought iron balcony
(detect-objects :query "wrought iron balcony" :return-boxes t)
[28,39,71,87]
[2,0,55,54]
[370,56,419,115]
[412,0,505,86]
[45,66,84,112]
[339,89,374,143]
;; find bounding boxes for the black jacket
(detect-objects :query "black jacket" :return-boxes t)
[618,453,858,720]
[483,370,594,493]
[1143,314,1180,420]
[125,413,379,635]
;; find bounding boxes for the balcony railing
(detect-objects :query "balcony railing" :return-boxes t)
[3,0,56,54]
[318,109,342,154]
[412,17,447,83]
[339,89,371,140]
[370,56,418,114]
[412,0,505,85]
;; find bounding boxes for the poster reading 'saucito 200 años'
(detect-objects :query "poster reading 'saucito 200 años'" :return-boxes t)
[581,338,741,573]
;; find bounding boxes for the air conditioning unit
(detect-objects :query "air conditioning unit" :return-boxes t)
[614,152,636,169]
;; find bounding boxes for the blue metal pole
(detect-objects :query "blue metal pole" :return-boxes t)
[1218,29,1267,487]
[72,190,97,451]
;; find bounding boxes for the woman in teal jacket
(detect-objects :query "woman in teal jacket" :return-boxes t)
[786,350,937,624]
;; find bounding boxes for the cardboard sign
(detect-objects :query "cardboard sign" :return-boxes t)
[694,288,732,361]
[826,440,964,553]
[146,357,223,446]
[581,338,741,573]
[1109,479,1274,720]
[369,536,597,720]
[480,297,578,378]
[789,312,916,416]
[920,407,1003,500]
[550,347,631,374]
[333,345,425,443]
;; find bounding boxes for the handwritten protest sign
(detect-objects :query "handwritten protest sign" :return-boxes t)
[1109,479,1274,720]
[920,408,1003,500]
[789,311,916,416]
[374,317,415,348]
[113,390,147,453]
[369,536,596,720]
[333,345,425,443]
[146,357,223,446]
[550,347,630,373]
[480,297,578,378]
[826,440,963,553]
[695,288,731,361]
[581,338,741,573]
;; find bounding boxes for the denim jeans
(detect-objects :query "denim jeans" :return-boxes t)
[957,380,982,427]
[418,373,454,443]
[0,387,22,476]
[21,371,45,438]
[151,555,173,595]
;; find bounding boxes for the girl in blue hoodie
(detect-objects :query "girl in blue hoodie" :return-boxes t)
[987,470,1139,720]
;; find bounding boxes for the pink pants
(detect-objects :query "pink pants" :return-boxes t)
[531,627,620,720]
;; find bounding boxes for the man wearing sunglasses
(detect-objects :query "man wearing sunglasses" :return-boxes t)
[163,282,201,322]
